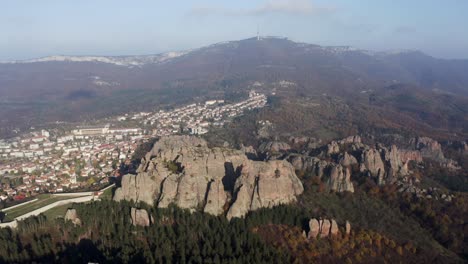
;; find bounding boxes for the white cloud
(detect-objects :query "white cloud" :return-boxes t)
[188,0,336,17]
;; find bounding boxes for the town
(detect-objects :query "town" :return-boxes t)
[0,91,267,205]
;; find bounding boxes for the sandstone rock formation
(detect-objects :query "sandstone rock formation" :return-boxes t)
[288,136,425,188]
[338,152,358,166]
[410,137,459,170]
[258,141,291,159]
[130,208,151,227]
[64,209,81,226]
[338,135,362,145]
[226,160,304,219]
[326,141,340,155]
[287,154,354,193]
[114,136,304,219]
[327,164,354,193]
[345,221,351,235]
[258,141,291,153]
[360,148,386,185]
[308,218,321,239]
[320,219,331,237]
[399,150,423,163]
[413,137,445,161]
[330,219,339,236]
[307,218,346,239]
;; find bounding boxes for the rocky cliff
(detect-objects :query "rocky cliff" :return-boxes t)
[114,136,304,219]
[287,135,423,190]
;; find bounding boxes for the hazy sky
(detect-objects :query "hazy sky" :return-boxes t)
[2,0,467,60]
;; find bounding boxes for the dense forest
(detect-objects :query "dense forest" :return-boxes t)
[0,180,466,263]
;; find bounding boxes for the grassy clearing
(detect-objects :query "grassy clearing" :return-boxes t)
[42,204,71,220]
[3,194,82,222]
[99,186,115,200]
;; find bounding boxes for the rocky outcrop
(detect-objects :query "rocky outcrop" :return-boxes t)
[413,137,445,161]
[360,148,386,185]
[327,164,354,193]
[330,219,339,236]
[130,208,151,227]
[287,154,354,193]
[64,209,81,226]
[411,137,459,170]
[399,150,423,163]
[326,141,340,155]
[258,141,291,153]
[288,155,329,178]
[258,141,291,160]
[345,221,351,235]
[383,145,408,181]
[114,136,303,219]
[307,218,346,239]
[226,160,304,219]
[338,135,362,145]
[288,154,357,192]
[308,219,321,239]
[338,152,358,167]
[320,220,331,237]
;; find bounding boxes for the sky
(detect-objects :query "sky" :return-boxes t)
[1,0,468,60]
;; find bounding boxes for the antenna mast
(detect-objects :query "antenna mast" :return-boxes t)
[257,25,260,40]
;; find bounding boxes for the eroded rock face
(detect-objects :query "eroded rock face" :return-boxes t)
[258,141,291,153]
[382,145,407,182]
[326,141,340,155]
[338,135,362,145]
[226,160,304,219]
[320,219,331,238]
[307,218,348,239]
[130,208,151,227]
[288,154,354,193]
[114,136,303,219]
[64,209,81,226]
[413,137,445,161]
[258,141,291,160]
[410,137,459,170]
[327,164,354,193]
[308,219,320,239]
[330,219,339,236]
[339,152,358,167]
[399,150,423,163]
[345,221,351,235]
[360,148,386,185]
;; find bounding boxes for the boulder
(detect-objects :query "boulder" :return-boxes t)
[308,218,320,239]
[320,219,331,238]
[64,209,81,226]
[130,208,151,227]
[345,221,351,235]
[330,219,339,236]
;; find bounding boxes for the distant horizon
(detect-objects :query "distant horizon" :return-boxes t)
[3,36,468,62]
[2,1,468,61]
